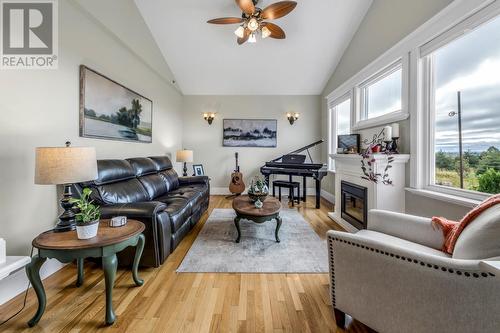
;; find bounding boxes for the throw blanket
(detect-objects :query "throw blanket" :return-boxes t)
[432,194,500,254]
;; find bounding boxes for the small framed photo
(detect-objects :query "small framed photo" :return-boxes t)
[193,164,205,176]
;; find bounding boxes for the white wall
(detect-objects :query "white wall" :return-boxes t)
[182,95,322,193]
[0,0,183,303]
[320,0,453,195]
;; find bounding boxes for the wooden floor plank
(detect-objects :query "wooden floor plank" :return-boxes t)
[0,195,372,333]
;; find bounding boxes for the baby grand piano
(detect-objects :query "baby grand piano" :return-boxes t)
[260,140,328,208]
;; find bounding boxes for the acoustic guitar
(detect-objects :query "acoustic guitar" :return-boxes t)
[228,152,245,195]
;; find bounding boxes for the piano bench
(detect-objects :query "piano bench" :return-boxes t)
[272,181,301,207]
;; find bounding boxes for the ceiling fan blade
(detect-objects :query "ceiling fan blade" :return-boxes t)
[262,22,286,39]
[237,29,251,45]
[207,17,244,24]
[235,0,255,15]
[261,1,297,20]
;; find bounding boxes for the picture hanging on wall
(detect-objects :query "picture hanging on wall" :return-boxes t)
[223,119,277,147]
[79,65,153,143]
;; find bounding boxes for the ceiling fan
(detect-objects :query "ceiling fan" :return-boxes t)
[207,0,297,45]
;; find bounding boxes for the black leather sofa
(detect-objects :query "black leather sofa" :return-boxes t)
[76,156,209,267]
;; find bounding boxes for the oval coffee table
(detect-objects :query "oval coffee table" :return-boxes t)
[232,196,282,243]
[27,220,145,327]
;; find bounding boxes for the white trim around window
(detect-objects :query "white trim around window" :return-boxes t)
[327,91,353,172]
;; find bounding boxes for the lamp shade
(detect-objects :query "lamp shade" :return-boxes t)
[176,150,193,163]
[35,146,98,185]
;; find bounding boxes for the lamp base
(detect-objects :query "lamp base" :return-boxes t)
[182,162,188,177]
[54,184,76,233]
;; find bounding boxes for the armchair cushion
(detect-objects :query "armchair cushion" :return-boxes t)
[453,204,500,259]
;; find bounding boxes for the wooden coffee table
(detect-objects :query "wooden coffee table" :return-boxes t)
[27,220,145,327]
[232,196,282,243]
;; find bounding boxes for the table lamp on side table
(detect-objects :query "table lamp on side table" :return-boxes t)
[35,142,98,232]
[176,149,193,177]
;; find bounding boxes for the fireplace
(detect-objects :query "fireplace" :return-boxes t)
[341,181,367,230]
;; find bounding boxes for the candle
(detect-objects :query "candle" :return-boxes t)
[0,238,5,264]
[391,123,400,138]
[384,125,392,141]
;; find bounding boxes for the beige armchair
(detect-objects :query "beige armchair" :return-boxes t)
[327,208,500,333]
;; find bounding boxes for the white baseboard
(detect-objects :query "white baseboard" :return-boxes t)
[320,190,335,204]
[0,259,65,305]
[212,187,321,196]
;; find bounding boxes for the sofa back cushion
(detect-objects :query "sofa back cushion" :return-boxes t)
[453,204,500,259]
[149,156,179,191]
[127,157,168,199]
[88,159,149,204]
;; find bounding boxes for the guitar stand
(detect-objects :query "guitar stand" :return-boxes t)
[225,193,241,199]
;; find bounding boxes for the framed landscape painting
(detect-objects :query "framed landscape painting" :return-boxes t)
[79,65,153,143]
[223,119,277,147]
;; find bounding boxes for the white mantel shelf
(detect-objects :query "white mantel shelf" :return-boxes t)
[329,153,410,164]
[328,153,410,233]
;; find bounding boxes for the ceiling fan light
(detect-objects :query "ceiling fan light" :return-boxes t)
[262,26,271,39]
[234,26,245,38]
[248,33,257,43]
[248,18,259,31]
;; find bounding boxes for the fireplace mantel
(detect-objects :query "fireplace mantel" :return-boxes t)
[328,153,410,232]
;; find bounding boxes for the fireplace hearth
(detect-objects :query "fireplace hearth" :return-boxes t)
[341,181,367,230]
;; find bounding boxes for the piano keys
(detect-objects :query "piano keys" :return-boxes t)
[260,140,328,208]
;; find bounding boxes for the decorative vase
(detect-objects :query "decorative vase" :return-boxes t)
[248,191,268,202]
[254,199,263,209]
[76,220,99,240]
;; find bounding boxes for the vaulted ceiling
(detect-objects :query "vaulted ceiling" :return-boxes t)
[135,0,372,95]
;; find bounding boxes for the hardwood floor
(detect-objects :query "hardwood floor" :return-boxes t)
[0,196,372,333]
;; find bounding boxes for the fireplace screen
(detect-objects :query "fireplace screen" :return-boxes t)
[341,181,367,229]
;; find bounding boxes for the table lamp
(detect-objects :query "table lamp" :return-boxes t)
[176,149,193,176]
[35,142,98,232]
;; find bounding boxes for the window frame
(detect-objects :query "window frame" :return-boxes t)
[419,6,500,201]
[328,91,353,172]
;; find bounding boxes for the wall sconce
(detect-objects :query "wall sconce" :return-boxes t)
[203,112,216,125]
[286,112,299,125]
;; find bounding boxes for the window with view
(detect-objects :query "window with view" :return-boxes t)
[329,97,351,170]
[429,15,500,195]
[361,64,402,120]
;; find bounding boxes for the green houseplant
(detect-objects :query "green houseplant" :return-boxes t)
[70,188,101,239]
[247,175,269,205]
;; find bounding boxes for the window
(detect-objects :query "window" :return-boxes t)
[360,62,403,120]
[328,95,351,171]
[425,14,500,196]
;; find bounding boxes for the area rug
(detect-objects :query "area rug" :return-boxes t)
[177,208,328,273]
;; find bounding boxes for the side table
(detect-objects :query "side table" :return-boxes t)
[27,220,145,327]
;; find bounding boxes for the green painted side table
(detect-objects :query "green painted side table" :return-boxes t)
[26,220,145,327]
[232,196,282,243]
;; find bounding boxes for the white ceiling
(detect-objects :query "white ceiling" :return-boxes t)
[135,0,372,95]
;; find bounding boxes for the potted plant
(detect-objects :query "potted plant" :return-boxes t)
[70,188,101,240]
[247,175,269,204]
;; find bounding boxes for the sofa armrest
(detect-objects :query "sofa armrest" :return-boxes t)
[100,201,167,219]
[367,209,444,250]
[179,176,210,186]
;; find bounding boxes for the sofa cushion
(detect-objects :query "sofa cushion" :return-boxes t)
[149,156,173,171]
[453,204,500,259]
[94,160,135,185]
[139,174,168,200]
[156,196,192,233]
[94,178,149,204]
[127,157,158,176]
[159,169,179,191]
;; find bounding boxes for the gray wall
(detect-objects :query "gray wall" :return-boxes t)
[182,95,322,191]
[320,0,453,199]
[0,0,184,255]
